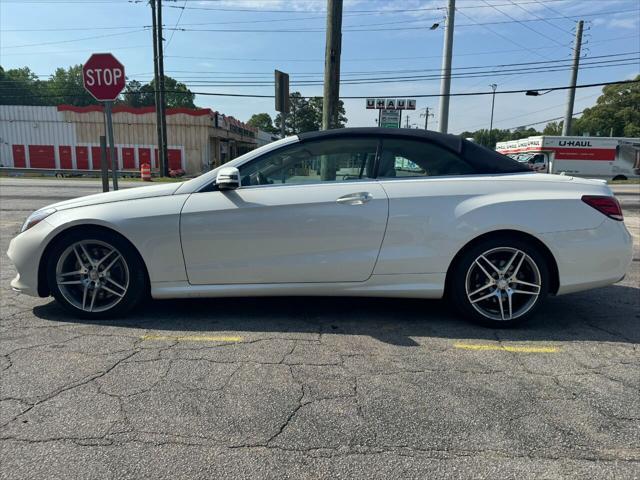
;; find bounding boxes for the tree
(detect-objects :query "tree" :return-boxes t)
[0,65,198,108]
[274,92,314,135]
[572,76,640,137]
[159,76,196,108]
[46,65,100,106]
[0,66,46,105]
[307,96,348,129]
[458,127,541,149]
[542,121,562,135]
[247,113,277,133]
[120,76,195,108]
[121,80,155,107]
[273,92,348,135]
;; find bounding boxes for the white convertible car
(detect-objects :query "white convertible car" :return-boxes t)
[8,129,633,327]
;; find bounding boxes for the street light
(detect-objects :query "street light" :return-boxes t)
[488,83,497,147]
[526,89,552,96]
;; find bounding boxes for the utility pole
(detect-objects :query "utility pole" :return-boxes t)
[562,20,583,136]
[156,0,169,176]
[421,107,434,130]
[488,83,497,147]
[150,0,164,176]
[405,115,410,128]
[438,0,455,134]
[322,0,343,130]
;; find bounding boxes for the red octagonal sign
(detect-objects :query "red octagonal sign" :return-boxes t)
[82,53,125,102]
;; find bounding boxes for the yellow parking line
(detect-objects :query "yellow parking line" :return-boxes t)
[141,334,243,342]
[454,343,559,353]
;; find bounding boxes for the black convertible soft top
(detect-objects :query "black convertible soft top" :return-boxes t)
[298,128,529,174]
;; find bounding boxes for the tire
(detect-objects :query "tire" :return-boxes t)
[449,235,549,328]
[46,228,147,319]
[612,175,627,181]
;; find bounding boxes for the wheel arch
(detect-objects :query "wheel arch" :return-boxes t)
[444,229,560,297]
[37,224,150,297]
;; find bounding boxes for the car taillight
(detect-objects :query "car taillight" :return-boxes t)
[581,195,624,221]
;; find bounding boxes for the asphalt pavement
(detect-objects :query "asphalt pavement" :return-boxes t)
[1,177,639,479]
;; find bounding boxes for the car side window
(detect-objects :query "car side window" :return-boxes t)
[239,137,378,187]
[378,139,476,178]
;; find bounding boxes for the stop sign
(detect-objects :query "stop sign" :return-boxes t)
[82,53,125,101]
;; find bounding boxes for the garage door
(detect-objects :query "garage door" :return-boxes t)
[168,149,182,170]
[76,147,89,170]
[29,145,55,168]
[122,147,135,169]
[91,147,117,169]
[138,148,151,168]
[12,145,26,168]
[59,146,72,169]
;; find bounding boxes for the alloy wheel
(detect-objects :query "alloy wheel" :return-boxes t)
[464,247,542,321]
[55,240,130,313]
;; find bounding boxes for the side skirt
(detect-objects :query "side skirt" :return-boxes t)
[151,273,446,300]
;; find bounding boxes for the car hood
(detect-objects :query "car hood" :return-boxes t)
[45,182,182,211]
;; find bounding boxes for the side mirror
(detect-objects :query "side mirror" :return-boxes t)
[216,166,240,190]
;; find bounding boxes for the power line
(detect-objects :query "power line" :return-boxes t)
[480,0,566,47]
[155,9,637,33]
[3,79,635,100]
[10,57,623,89]
[0,44,149,56]
[121,60,639,87]
[114,57,638,86]
[164,0,187,50]
[531,0,579,25]
[503,110,585,130]
[122,52,639,78]
[3,31,630,58]
[1,29,148,49]
[506,0,575,35]
[463,92,600,131]
[2,8,634,33]
[158,0,581,14]
[455,9,553,61]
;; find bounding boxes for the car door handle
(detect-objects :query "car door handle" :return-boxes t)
[336,192,373,205]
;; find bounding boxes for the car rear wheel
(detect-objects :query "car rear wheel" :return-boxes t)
[46,230,147,318]
[450,237,549,327]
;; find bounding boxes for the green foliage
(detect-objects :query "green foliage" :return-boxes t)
[459,76,640,146]
[120,76,195,108]
[542,121,562,135]
[121,80,155,107]
[273,92,348,135]
[247,113,277,134]
[458,127,541,148]
[0,65,101,106]
[47,65,99,106]
[0,65,196,108]
[0,66,47,105]
[572,76,640,137]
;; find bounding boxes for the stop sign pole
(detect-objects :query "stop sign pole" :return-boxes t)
[82,53,126,191]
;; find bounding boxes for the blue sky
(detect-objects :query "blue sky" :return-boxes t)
[1,0,638,133]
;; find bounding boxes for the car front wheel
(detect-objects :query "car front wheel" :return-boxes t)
[450,237,549,327]
[46,229,147,318]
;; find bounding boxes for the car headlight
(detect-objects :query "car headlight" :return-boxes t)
[21,208,56,233]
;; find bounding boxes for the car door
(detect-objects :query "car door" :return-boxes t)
[180,135,389,285]
[373,137,479,276]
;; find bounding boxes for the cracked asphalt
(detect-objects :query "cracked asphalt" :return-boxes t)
[1,178,639,479]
